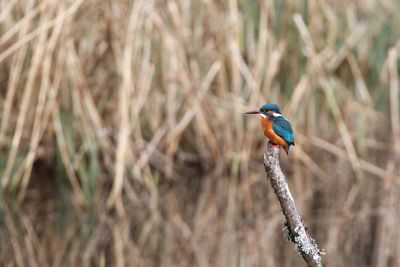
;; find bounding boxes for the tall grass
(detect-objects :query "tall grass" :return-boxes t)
[0,0,399,266]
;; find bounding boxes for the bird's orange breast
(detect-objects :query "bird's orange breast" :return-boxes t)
[261,117,288,147]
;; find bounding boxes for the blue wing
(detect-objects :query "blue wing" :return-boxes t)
[272,117,295,145]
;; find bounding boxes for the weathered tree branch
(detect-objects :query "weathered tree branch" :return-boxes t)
[263,142,323,267]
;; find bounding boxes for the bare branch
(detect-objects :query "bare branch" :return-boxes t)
[263,142,323,267]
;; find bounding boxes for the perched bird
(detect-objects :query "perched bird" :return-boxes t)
[245,103,295,155]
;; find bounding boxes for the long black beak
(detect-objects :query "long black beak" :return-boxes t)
[244,110,260,115]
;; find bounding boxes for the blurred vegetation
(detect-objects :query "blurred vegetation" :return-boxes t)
[0,0,400,266]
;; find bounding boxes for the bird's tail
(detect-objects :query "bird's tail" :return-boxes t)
[284,145,289,155]
[284,143,294,155]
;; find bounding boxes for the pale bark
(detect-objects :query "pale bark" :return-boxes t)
[263,142,323,267]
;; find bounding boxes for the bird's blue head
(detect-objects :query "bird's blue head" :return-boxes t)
[259,103,281,115]
[244,103,282,117]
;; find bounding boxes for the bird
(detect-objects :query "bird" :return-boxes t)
[244,103,295,155]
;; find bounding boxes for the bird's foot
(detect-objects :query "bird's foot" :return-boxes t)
[268,140,280,148]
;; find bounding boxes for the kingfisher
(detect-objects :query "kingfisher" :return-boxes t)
[245,103,295,155]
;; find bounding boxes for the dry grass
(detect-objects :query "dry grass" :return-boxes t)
[0,0,399,266]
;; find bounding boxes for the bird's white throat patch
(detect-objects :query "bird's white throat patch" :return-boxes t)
[259,112,287,120]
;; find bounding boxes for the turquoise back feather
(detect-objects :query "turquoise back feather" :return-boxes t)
[265,114,295,145]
